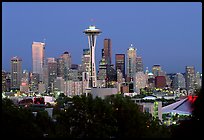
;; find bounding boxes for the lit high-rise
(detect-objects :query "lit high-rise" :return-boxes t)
[61,52,72,73]
[82,49,90,73]
[152,65,161,77]
[185,66,195,91]
[32,42,45,81]
[126,44,136,82]
[104,38,112,65]
[11,56,22,89]
[136,56,143,73]
[172,73,186,90]
[115,54,125,78]
[47,58,58,92]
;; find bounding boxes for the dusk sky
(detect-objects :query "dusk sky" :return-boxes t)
[2,2,202,74]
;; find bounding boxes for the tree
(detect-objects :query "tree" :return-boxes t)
[171,88,203,138]
[2,98,43,138]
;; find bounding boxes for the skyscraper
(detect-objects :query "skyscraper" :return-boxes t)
[2,70,7,92]
[136,56,143,73]
[185,66,195,91]
[11,56,22,89]
[21,70,29,86]
[20,70,30,93]
[61,51,72,70]
[98,57,107,80]
[172,73,186,90]
[83,25,101,88]
[133,71,147,94]
[82,48,90,73]
[32,42,45,81]
[115,54,125,78]
[104,38,112,65]
[56,57,65,78]
[152,65,162,77]
[61,51,72,80]
[30,72,39,92]
[195,72,202,89]
[126,44,136,82]
[47,58,58,92]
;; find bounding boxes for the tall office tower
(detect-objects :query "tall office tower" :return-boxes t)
[2,70,7,92]
[104,38,112,65]
[6,72,11,91]
[81,49,90,90]
[82,49,91,72]
[98,57,107,80]
[83,25,101,87]
[133,71,147,94]
[126,44,136,82]
[136,56,143,73]
[3,72,11,92]
[61,51,71,80]
[47,58,58,92]
[117,69,123,83]
[11,56,22,89]
[152,64,162,77]
[185,66,195,91]
[56,57,65,77]
[172,73,186,90]
[115,54,125,78]
[42,64,48,90]
[195,72,202,89]
[20,70,30,92]
[21,70,29,85]
[30,72,39,92]
[106,64,117,87]
[68,64,79,81]
[32,42,45,81]
[61,52,72,70]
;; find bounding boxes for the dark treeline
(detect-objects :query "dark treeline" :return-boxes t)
[2,89,203,138]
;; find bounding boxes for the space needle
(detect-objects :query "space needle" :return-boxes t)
[83,25,102,88]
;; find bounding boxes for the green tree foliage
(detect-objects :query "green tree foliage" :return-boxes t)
[2,94,170,138]
[53,94,170,138]
[2,98,55,138]
[2,98,43,138]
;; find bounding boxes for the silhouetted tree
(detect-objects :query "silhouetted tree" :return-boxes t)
[171,88,203,138]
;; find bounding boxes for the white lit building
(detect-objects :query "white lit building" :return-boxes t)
[172,73,186,90]
[54,77,65,93]
[91,88,117,99]
[126,45,136,82]
[64,80,87,96]
[195,72,202,89]
[133,71,147,94]
[32,42,45,81]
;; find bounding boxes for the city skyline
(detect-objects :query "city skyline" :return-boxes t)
[2,2,202,73]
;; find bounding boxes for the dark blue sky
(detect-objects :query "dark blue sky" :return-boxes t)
[2,2,202,73]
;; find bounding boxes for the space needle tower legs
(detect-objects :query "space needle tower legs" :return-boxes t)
[83,25,102,88]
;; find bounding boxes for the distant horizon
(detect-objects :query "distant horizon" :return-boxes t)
[2,2,202,74]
